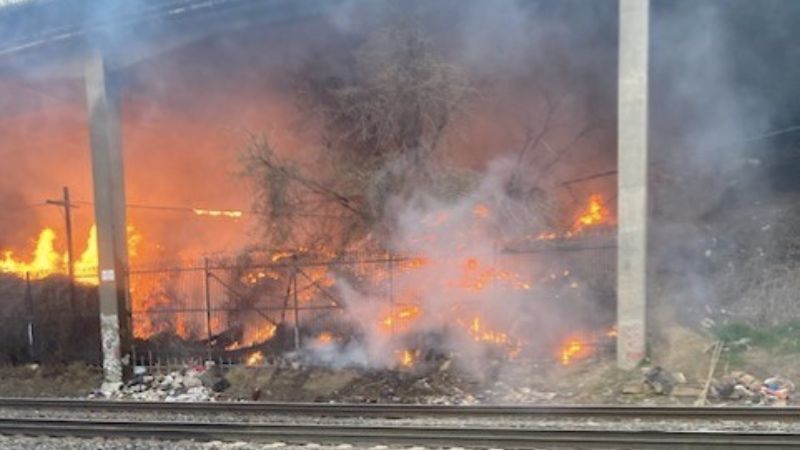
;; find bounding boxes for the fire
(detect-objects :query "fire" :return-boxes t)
[317,331,333,344]
[380,305,422,330]
[570,194,613,233]
[0,225,141,284]
[226,324,277,350]
[0,228,60,278]
[472,203,489,219]
[532,194,614,241]
[560,337,589,365]
[461,316,520,356]
[245,350,265,366]
[270,250,294,262]
[453,257,532,292]
[397,349,416,367]
[192,208,243,218]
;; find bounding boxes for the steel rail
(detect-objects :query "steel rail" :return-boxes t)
[0,417,799,449]
[1,398,800,419]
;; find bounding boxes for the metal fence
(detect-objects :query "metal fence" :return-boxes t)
[127,236,617,366]
[0,273,101,364]
[0,235,616,366]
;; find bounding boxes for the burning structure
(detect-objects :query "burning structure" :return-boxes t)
[11,0,798,403]
[0,0,626,380]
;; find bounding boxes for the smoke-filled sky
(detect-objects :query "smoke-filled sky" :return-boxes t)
[0,0,618,262]
[0,0,798,263]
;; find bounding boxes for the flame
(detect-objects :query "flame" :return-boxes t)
[532,194,614,241]
[192,208,243,218]
[452,257,532,292]
[461,316,520,356]
[246,350,265,366]
[0,225,141,285]
[380,305,422,330]
[0,228,60,278]
[397,349,416,367]
[226,324,277,351]
[316,331,334,344]
[570,194,612,233]
[472,203,489,219]
[560,337,589,365]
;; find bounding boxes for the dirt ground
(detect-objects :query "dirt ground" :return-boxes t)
[0,363,102,398]
[1,320,796,406]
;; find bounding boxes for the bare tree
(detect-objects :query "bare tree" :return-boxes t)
[244,24,471,254]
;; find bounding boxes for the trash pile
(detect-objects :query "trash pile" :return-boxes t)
[711,371,795,405]
[90,362,230,402]
[622,366,690,396]
[622,366,795,405]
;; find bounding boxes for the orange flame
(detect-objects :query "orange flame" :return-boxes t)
[246,350,265,366]
[397,349,416,367]
[317,331,333,345]
[0,225,141,285]
[192,208,243,218]
[226,324,277,351]
[560,337,589,365]
[570,194,612,233]
[532,194,614,241]
[472,203,490,219]
[380,305,422,330]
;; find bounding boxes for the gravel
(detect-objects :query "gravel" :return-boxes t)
[0,435,562,450]
[0,406,797,432]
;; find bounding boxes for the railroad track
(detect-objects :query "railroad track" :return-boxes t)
[1,417,800,449]
[1,397,800,419]
[2,399,800,448]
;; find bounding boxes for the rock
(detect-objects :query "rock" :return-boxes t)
[184,375,203,389]
[734,384,759,401]
[622,382,647,395]
[644,367,675,395]
[100,381,122,397]
[673,372,687,384]
[740,374,757,386]
[671,385,704,397]
[200,366,230,392]
[714,376,737,398]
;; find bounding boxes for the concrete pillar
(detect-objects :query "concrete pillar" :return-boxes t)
[85,51,131,384]
[617,0,649,369]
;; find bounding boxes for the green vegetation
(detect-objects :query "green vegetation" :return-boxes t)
[714,321,800,354]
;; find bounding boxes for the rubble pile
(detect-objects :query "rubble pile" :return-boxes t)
[711,371,795,404]
[91,363,229,402]
[622,366,796,405]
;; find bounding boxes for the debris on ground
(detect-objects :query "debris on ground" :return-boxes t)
[622,366,689,397]
[710,371,795,405]
[761,376,795,404]
[90,365,220,401]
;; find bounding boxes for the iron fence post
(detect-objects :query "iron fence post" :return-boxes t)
[203,257,212,341]
[293,256,300,350]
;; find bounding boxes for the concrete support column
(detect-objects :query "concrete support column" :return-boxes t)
[617,0,649,369]
[85,51,131,384]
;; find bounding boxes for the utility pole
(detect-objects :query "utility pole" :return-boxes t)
[46,186,77,310]
[85,50,132,385]
[617,0,650,369]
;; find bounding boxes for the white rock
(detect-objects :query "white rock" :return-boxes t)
[100,382,122,396]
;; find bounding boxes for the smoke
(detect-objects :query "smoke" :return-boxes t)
[647,1,800,330]
[300,158,610,372]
